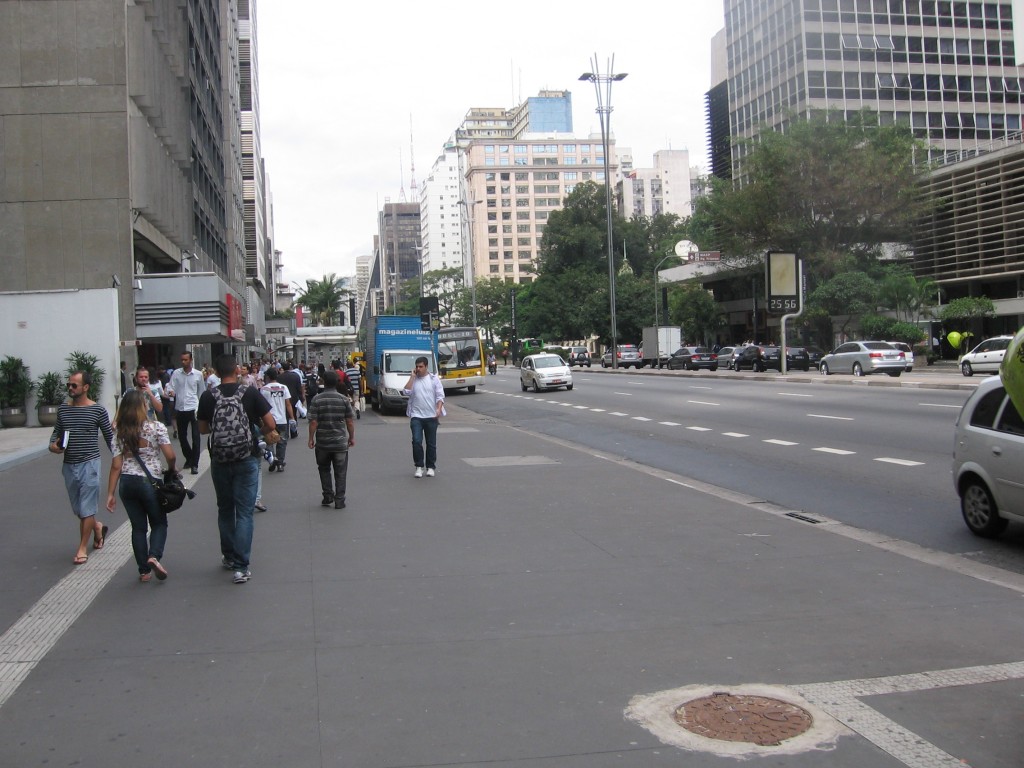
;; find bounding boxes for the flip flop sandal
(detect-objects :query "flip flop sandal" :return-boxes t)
[93,525,109,550]
[73,554,88,565]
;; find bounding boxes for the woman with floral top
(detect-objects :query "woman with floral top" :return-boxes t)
[105,389,180,582]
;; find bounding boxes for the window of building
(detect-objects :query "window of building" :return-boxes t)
[485,145,494,153]
[499,145,509,153]
[515,145,528,154]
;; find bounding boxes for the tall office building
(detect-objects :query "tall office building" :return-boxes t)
[376,202,421,311]
[724,0,1024,177]
[0,0,259,365]
[618,149,694,219]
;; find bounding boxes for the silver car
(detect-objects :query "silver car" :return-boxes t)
[819,341,906,377]
[601,344,642,369]
[959,335,1013,376]
[520,353,574,392]
[954,376,1024,537]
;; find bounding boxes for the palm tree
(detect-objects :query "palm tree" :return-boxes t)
[293,273,351,326]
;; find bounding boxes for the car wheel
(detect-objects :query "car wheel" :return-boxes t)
[566,384,573,390]
[520,379,528,391]
[710,365,718,372]
[852,362,864,376]
[586,363,591,367]
[960,480,1009,537]
[602,360,608,368]
[820,362,830,375]
[533,380,542,393]
[961,361,973,376]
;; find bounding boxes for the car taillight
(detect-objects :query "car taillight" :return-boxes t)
[617,352,622,358]
[710,354,717,360]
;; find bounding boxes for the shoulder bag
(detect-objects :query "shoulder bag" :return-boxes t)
[131,448,195,513]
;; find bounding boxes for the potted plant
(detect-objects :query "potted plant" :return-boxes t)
[65,350,105,402]
[35,371,65,427]
[0,356,35,428]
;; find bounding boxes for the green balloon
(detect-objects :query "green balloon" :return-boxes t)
[947,331,962,349]
[1000,326,1024,419]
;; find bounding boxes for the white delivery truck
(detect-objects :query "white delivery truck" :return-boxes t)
[640,326,682,368]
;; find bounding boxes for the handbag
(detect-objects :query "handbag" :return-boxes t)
[132,450,194,513]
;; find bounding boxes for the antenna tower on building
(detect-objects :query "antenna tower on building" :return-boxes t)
[398,147,406,203]
[409,115,418,197]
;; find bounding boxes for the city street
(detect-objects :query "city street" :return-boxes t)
[1,388,1022,767]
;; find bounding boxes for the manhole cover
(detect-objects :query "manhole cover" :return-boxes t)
[673,692,813,747]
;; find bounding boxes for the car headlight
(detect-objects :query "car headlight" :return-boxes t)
[383,387,403,397]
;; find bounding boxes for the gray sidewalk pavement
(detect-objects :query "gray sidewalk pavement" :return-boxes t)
[0,403,1021,767]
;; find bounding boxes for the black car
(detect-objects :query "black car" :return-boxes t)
[804,346,826,369]
[732,345,767,372]
[779,346,810,372]
[667,346,718,371]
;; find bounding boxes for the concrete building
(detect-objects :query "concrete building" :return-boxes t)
[418,145,465,275]
[0,0,267,370]
[618,149,694,219]
[723,0,1024,177]
[376,201,421,312]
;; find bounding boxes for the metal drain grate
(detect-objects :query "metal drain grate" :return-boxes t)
[674,692,814,747]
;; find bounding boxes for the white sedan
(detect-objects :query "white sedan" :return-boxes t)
[520,354,574,392]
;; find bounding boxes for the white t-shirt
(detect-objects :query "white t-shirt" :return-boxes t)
[260,382,290,425]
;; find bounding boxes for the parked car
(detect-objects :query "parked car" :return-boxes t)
[775,346,810,372]
[520,353,574,392]
[666,346,718,371]
[819,341,906,377]
[804,346,826,369]
[885,341,915,371]
[959,335,1013,376]
[953,376,1024,537]
[732,345,767,372]
[601,344,642,369]
[717,346,739,370]
[566,346,591,367]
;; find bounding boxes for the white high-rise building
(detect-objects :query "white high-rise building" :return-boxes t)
[418,146,466,275]
[618,149,693,219]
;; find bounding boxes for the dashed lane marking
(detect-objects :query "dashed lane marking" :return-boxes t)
[687,400,719,406]
[808,413,854,421]
[764,439,799,446]
[814,447,856,455]
[722,431,749,437]
[876,457,925,466]
[659,421,682,426]
[632,416,652,421]
[778,392,813,397]
[687,426,713,432]
[609,411,629,416]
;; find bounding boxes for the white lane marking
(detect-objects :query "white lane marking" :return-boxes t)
[633,416,652,422]
[919,403,961,409]
[808,413,854,421]
[666,478,698,489]
[778,392,813,397]
[659,421,681,426]
[590,408,606,412]
[815,447,856,455]
[614,392,633,396]
[687,400,719,406]
[609,411,629,417]
[690,385,713,390]
[876,457,925,466]
[687,426,713,432]
[764,439,799,446]
[722,432,749,437]
[573,405,589,409]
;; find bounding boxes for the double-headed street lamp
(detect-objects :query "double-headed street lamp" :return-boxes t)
[580,54,627,369]
[414,245,425,298]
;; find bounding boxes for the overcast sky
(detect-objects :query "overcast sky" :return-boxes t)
[257,2,727,290]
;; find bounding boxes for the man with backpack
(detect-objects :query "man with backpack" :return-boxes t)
[198,354,279,585]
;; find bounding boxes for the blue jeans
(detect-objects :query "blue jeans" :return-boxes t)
[210,456,258,569]
[410,417,439,469]
[119,473,168,574]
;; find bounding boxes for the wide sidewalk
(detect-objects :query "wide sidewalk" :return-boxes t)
[0,398,1021,767]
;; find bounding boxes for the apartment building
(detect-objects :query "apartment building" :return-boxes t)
[418,146,466,275]
[618,149,694,219]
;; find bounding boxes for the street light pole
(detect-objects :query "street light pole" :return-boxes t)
[580,55,627,369]
[414,245,425,299]
[652,253,676,369]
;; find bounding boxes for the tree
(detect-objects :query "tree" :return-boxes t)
[877,267,941,323]
[668,283,725,346]
[422,267,464,325]
[536,182,617,276]
[293,273,350,326]
[701,109,928,282]
[807,271,879,340]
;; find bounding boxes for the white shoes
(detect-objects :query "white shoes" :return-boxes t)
[413,467,423,478]
[425,468,435,477]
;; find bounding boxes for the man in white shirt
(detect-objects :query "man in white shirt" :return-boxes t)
[402,356,445,478]
[167,351,205,474]
[259,366,294,472]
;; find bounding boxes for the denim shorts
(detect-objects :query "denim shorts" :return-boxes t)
[62,458,101,519]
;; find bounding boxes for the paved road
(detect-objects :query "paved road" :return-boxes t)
[1,403,1022,767]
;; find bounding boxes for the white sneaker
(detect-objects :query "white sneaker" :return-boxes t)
[413,467,423,478]
[425,468,435,477]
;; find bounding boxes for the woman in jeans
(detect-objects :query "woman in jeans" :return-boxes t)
[105,390,180,582]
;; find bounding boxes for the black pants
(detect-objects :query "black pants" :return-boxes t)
[175,410,201,468]
[315,447,349,502]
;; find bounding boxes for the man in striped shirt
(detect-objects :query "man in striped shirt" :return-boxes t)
[49,370,114,565]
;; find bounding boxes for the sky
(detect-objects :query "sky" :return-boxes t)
[257,2,727,291]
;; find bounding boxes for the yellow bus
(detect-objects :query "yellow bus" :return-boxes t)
[435,326,486,393]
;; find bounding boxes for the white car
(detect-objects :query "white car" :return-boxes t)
[953,376,1024,537]
[885,341,915,371]
[959,335,1013,376]
[520,353,574,392]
